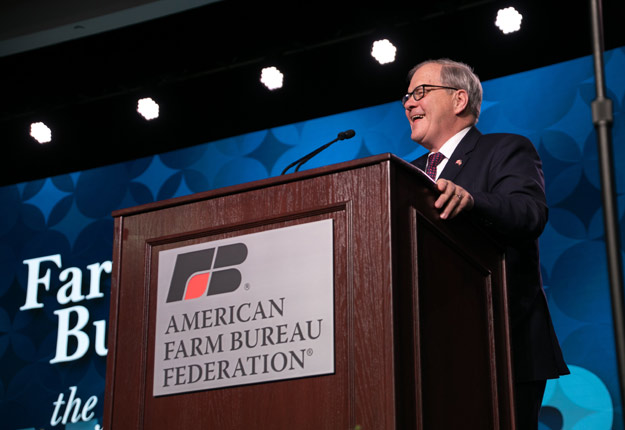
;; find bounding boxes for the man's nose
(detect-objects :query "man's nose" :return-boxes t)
[403,97,417,110]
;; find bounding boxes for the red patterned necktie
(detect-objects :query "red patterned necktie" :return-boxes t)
[426,152,445,180]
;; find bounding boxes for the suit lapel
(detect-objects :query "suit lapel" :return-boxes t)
[413,152,428,171]
[439,127,481,181]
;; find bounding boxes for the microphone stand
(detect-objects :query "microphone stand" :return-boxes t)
[281,130,355,175]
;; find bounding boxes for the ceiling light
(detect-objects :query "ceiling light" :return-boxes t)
[371,39,397,65]
[30,122,51,144]
[495,7,523,34]
[260,67,284,90]
[137,97,159,120]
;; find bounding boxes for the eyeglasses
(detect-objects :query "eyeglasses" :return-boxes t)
[401,84,459,106]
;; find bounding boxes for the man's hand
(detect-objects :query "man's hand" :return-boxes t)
[434,178,474,219]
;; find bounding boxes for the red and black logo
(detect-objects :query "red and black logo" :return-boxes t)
[166,243,248,303]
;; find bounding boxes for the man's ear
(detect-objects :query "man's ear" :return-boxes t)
[453,89,469,115]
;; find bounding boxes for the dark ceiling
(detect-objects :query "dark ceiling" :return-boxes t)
[2,0,624,186]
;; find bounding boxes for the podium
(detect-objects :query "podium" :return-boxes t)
[103,154,515,429]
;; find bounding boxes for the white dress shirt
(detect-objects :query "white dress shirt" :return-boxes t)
[426,126,472,180]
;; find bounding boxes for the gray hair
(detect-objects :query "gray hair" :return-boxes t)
[407,58,483,122]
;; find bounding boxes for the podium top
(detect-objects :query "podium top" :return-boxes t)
[112,153,434,218]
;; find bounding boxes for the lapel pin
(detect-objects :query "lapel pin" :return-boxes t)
[456,159,463,166]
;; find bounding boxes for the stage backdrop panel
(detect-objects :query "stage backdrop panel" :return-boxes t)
[1,47,624,429]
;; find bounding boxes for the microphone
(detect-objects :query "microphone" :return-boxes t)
[281,129,356,175]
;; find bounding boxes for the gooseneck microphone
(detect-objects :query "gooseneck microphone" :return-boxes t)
[281,129,356,175]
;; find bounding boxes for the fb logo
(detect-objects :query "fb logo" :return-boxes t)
[166,243,248,303]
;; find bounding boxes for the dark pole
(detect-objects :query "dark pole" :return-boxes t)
[589,0,625,415]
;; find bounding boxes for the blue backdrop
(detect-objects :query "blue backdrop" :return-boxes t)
[1,47,624,429]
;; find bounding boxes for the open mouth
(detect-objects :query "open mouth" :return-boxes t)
[411,114,424,121]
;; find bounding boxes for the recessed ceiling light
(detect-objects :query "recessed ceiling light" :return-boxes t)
[137,97,159,120]
[495,7,523,34]
[260,66,284,90]
[30,122,52,144]
[371,39,397,65]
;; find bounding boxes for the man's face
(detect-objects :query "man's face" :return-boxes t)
[404,63,458,152]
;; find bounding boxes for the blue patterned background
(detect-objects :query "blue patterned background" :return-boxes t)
[1,47,624,429]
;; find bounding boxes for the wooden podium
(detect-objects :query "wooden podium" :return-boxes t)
[103,154,515,429]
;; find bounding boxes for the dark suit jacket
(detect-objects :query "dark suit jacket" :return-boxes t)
[413,126,569,382]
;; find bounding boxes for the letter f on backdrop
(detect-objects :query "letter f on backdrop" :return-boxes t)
[166,243,248,303]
